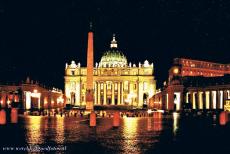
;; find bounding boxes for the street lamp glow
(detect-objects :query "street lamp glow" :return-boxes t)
[57,97,64,104]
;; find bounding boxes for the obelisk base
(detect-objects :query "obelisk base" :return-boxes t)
[86,89,94,111]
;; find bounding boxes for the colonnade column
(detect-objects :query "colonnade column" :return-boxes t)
[213,91,217,109]
[112,83,115,105]
[186,92,189,103]
[118,82,121,105]
[215,90,218,109]
[219,90,224,109]
[217,90,220,109]
[223,90,228,107]
[198,91,203,109]
[192,92,196,109]
[205,91,210,109]
[210,91,213,109]
[103,83,106,105]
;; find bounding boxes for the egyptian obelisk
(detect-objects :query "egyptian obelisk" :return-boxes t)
[86,23,94,111]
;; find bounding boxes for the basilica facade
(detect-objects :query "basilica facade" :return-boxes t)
[64,35,156,108]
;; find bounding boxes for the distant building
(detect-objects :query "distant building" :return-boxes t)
[168,58,230,82]
[150,58,230,111]
[0,77,64,110]
[65,34,156,108]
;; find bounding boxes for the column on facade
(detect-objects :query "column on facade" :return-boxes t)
[121,82,124,105]
[128,81,131,94]
[118,82,121,105]
[103,82,106,105]
[76,82,81,106]
[97,82,100,105]
[138,81,144,107]
[130,81,133,106]
[135,82,138,107]
[112,82,115,105]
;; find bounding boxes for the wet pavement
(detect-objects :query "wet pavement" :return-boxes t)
[0,112,230,154]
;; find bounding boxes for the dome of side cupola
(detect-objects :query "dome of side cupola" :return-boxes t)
[99,34,127,68]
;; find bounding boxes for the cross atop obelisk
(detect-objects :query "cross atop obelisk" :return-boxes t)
[86,22,94,111]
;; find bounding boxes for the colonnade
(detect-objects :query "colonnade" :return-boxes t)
[186,89,230,110]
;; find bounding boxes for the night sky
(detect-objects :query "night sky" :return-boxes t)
[0,0,230,89]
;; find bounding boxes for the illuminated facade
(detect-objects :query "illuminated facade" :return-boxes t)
[150,58,230,111]
[65,35,156,108]
[0,77,64,110]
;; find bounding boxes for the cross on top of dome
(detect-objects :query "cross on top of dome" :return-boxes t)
[110,34,118,48]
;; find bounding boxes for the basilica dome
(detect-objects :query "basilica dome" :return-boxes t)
[99,35,127,68]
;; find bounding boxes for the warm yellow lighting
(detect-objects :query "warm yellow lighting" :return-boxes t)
[122,118,139,153]
[55,117,64,144]
[147,109,152,114]
[125,92,137,104]
[224,100,230,111]
[31,91,41,97]
[25,91,31,109]
[64,33,156,107]
[44,97,48,105]
[205,91,210,109]
[57,97,64,104]
[33,89,38,93]
[173,112,179,135]
[26,116,43,144]
[173,67,179,74]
